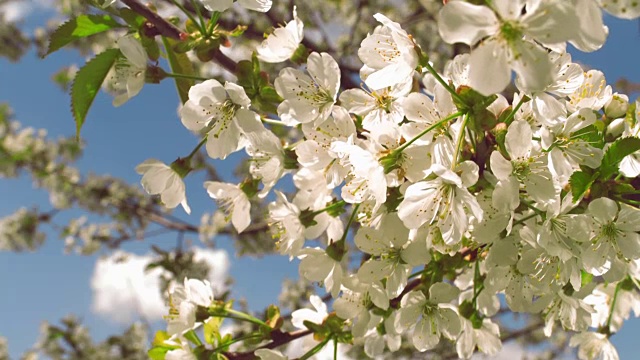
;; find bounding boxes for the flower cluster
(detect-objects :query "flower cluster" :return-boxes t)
[122,1,640,359]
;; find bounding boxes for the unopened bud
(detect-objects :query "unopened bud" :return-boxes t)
[605,93,629,120]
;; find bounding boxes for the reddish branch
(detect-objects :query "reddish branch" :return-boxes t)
[120,0,188,40]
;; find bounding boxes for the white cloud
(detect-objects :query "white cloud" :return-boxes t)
[0,0,53,22]
[90,248,230,324]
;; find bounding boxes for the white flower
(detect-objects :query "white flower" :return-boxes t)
[334,275,388,337]
[298,247,344,298]
[456,318,502,359]
[291,294,328,330]
[567,70,613,112]
[135,159,190,214]
[358,14,418,90]
[339,80,409,131]
[569,0,608,52]
[490,120,557,211]
[397,162,482,245]
[541,108,603,185]
[199,0,271,12]
[257,7,303,63]
[570,332,619,360]
[619,101,640,177]
[354,213,430,297]
[598,0,640,19]
[296,107,355,188]
[275,52,340,125]
[255,349,288,360]
[204,181,251,233]
[527,52,584,126]
[165,343,196,360]
[180,79,257,159]
[268,191,304,257]
[241,120,286,196]
[582,197,640,274]
[110,34,146,107]
[166,278,214,336]
[438,0,580,95]
[395,283,461,351]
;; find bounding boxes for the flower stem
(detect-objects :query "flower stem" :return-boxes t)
[164,72,209,81]
[169,0,205,34]
[299,337,331,360]
[422,61,465,105]
[394,111,464,154]
[207,11,221,36]
[503,96,526,126]
[185,136,207,160]
[189,0,207,34]
[217,309,269,328]
[605,283,622,336]
[451,113,469,169]
[310,200,346,218]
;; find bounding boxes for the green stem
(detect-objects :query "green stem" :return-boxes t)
[511,212,539,226]
[169,0,205,34]
[605,283,622,335]
[521,199,545,216]
[310,200,347,218]
[408,268,427,279]
[503,96,525,126]
[422,61,465,105]
[451,114,469,169]
[338,203,361,244]
[185,136,207,160]
[333,337,338,360]
[395,111,464,154]
[164,72,209,81]
[211,333,263,354]
[299,337,331,360]
[189,0,207,33]
[207,11,221,36]
[214,309,269,328]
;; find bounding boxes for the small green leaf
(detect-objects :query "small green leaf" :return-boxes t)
[148,347,170,360]
[599,137,640,179]
[162,37,195,104]
[70,48,121,139]
[569,171,596,202]
[46,15,123,56]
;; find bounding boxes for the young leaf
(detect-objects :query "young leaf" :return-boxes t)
[570,171,596,202]
[45,15,123,56]
[162,37,195,104]
[599,137,640,179]
[70,48,121,139]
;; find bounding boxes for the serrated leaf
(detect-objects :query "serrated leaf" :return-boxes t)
[71,48,121,139]
[599,137,640,179]
[162,37,195,104]
[46,15,123,56]
[569,171,596,202]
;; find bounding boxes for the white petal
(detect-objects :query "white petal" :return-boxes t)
[468,39,511,95]
[437,1,499,45]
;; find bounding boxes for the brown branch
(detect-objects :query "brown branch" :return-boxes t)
[120,0,188,40]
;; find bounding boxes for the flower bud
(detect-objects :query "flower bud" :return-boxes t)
[604,93,629,120]
[606,117,625,141]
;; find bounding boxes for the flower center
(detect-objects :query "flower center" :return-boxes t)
[500,21,523,44]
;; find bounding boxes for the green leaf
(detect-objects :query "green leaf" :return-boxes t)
[148,347,170,360]
[203,317,223,344]
[162,37,195,104]
[71,48,121,139]
[46,15,123,56]
[599,137,640,179]
[569,171,596,202]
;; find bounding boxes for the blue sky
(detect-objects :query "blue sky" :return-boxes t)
[0,8,639,360]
